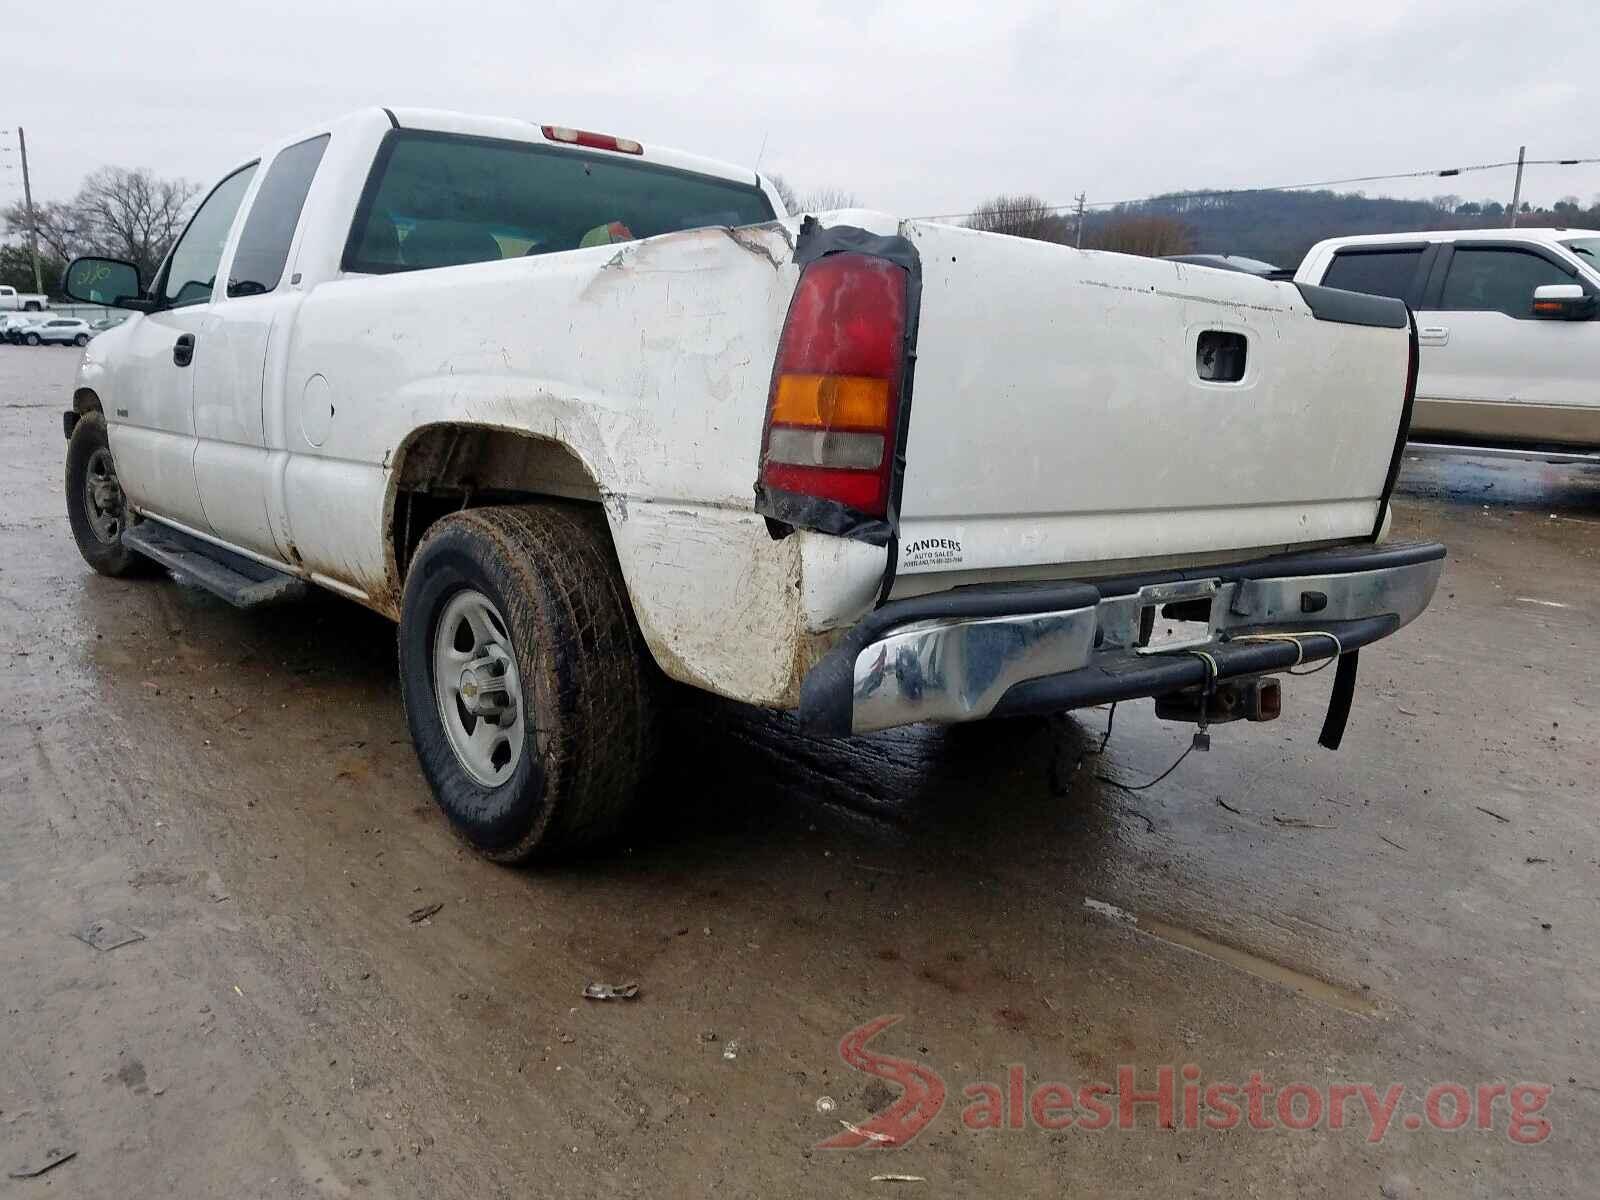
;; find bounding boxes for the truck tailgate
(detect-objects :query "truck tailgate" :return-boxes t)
[889,221,1411,596]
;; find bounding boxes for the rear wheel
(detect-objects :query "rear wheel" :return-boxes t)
[398,504,658,862]
[65,412,146,577]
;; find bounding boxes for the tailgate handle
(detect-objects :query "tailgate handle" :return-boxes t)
[1196,330,1247,382]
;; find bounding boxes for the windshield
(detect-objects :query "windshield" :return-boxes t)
[344,130,775,274]
[1561,238,1600,272]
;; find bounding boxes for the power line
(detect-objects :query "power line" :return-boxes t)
[910,155,1600,223]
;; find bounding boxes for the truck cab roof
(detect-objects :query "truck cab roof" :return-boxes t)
[1306,227,1600,255]
[255,107,783,220]
[192,106,789,300]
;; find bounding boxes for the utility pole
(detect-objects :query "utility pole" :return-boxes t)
[1073,192,1087,248]
[1508,144,1525,229]
[17,126,43,295]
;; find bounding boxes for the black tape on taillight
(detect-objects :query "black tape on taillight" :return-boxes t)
[753,218,921,554]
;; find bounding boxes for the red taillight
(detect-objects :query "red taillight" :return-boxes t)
[758,253,908,523]
[541,125,643,155]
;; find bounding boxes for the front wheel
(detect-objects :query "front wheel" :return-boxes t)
[23,332,39,346]
[65,412,147,577]
[74,333,89,346]
[398,504,659,862]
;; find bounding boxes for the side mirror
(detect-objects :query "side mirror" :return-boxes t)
[61,256,151,310]
[1532,283,1597,321]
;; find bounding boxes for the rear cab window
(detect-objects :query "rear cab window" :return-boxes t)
[342,130,775,274]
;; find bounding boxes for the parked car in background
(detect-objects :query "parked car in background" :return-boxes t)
[1,312,46,344]
[89,314,129,333]
[30,316,93,346]
[0,284,49,311]
[1296,228,1600,457]
[1164,253,1294,280]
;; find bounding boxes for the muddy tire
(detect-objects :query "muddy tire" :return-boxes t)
[398,503,658,862]
[65,412,146,577]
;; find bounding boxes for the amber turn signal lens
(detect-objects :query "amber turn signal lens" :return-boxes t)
[770,374,892,430]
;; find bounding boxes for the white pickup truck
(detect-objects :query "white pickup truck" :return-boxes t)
[1297,227,1600,458]
[61,107,1444,861]
[0,283,48,311]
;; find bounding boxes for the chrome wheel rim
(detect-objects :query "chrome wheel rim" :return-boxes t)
[84,447,125,545]
[432,589,525,787]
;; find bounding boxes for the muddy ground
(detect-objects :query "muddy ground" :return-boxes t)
[2,347,1596,1197]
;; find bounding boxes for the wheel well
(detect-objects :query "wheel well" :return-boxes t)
[388,425,606,586]
[73,388,103,415]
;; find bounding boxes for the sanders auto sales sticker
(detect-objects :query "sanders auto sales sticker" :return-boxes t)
[901,532,964,570]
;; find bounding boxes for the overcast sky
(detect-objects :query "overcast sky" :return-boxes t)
[4,0,1597,221]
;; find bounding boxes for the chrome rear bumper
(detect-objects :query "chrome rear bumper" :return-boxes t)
[799,542,1445,736]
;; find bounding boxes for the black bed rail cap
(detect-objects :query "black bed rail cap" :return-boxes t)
[1294,281,1410,329]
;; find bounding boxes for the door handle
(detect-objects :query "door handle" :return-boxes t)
[1417,325,1449,346]
[173,333,195,367]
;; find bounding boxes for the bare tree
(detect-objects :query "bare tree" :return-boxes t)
[0,243,66,295]
[797,186,859,212]
[964,194,1072,243]
[73,167,199,280]
[766,173,799,214]
[0,198,89,264]
[1086,215,1194,257]
[765,174,859,215]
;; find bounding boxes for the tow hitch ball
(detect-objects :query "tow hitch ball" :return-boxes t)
[1155,677,1281,726]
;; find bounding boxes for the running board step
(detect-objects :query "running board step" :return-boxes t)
[122,521,308,608]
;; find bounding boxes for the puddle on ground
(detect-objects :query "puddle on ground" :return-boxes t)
[1085,898,1379,1017]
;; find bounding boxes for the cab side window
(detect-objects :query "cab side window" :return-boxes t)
[228,135,330,297]
[161,165,258,308]
[1438,248,1573,318]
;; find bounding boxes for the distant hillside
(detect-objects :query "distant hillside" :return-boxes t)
[1082,189,1600,270]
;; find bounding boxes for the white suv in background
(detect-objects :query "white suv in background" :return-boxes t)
[1297,228,1600,457]
[28,317,93,347]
